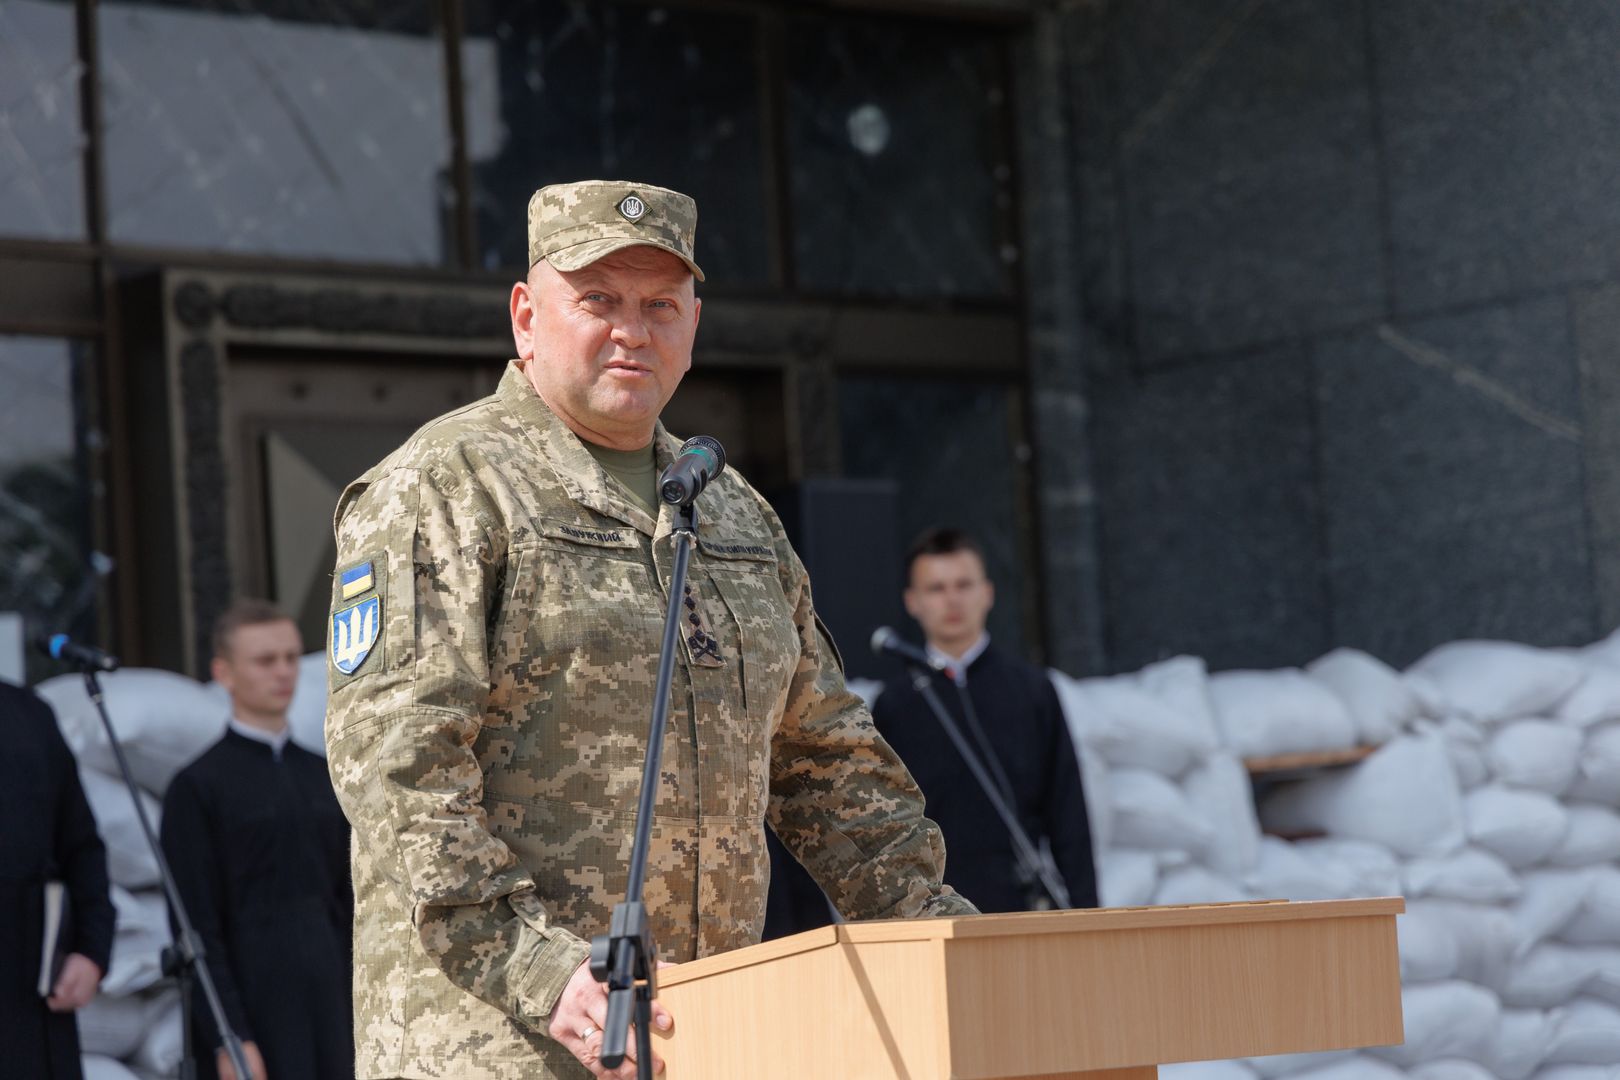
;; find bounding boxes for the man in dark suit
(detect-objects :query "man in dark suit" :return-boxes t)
[872,527,1099,913]
[0,680,115,1079]
[160,600,352,1080]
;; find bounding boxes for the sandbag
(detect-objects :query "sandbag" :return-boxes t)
[1545,997,1620,1065]
[1207,668,1356,759]
[1289,837,1402,898]
[1560,867,1620,945]
[1245,836,1358,902]
[1487,721,1582,795]
[1283,1054,1407,1079]
[1161,1061,1259,1080]
[1465,785,1569,869]
[1501,944,1602,1008]
[1051,656,1220,777]
[37,668,226,795]
[1245,1050,1358,1078]
[1180,753,1262,877]
[80,1056,142,1080]
[1405,640,1583,725]
[1487,1007,1559,1080]
[1554,662,1620,728]
[1097,849,1158,909]
[1549,805,1620,867]
[1578,945,1620,1008]
[1567,722,1620,806]
[76,990,151,1060]
[1403,847,1522,904]
[1400,899,1515,989]
[1370,980,1500,1067]
[77,766,162,890]
[1532,1066,1620,1079]
[1512,870,1595,957]
[130,987,183,1077]
[1410,1062,1498,1080]
[1257,733,1466,858]
[1078,732,1114,852]
[1436,716,1491,790]
[1399,902,1463,984]
[1109,768,1213,853]
[1151,865,1249,906]
[101,885,171,997]
[1306,647,1417,746]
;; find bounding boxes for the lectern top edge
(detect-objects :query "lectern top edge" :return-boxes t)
[837,895,1405,943]
[658,896,1406,988]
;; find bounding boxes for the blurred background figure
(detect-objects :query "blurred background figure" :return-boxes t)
[0,680,114,1080]
[872,527,1098,913]
[158,601,351,1080]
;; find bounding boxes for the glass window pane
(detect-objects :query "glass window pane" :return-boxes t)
[839,374,1029,655]
[0,0,87,240]
[0,335,99,682]
[787,13,1014,299]
[99,0,453,264]
[463,1,770,284]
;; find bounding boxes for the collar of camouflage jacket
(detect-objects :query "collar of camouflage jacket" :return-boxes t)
[497,360,685,538]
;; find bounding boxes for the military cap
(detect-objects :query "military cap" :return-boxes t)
[527,180,704,282]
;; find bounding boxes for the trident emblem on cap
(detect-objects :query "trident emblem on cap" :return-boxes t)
[618,194,647,222]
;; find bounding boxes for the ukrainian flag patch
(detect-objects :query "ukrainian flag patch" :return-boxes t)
[340,561,374,600]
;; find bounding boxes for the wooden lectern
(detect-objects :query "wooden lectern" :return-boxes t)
[652,897,1404,1079]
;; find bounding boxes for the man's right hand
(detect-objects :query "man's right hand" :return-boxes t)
[548,957,674,1078]
[215,1040,267,1080]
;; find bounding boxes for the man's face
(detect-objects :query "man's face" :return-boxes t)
[211,619,302,719]
[511,246,701,447]
[904,550,995,651]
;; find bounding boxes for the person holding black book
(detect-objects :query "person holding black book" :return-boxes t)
[0,679,115,1080]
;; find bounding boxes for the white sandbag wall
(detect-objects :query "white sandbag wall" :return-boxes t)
[1056,632,1620,1080]
[36,654,327,1080]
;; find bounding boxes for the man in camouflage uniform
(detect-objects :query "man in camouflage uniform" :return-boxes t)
[325,180,978,1080]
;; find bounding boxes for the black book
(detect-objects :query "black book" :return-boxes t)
[37,880,67,998]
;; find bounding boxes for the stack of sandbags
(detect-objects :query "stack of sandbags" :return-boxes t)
[1052,649,1414,915]
[36,656,321,1079]
[1051,656,1270,908]
[1245,638,1620,1078]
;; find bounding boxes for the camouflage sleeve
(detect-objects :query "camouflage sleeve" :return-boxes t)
[758,504,979,920]
[325,463,591,1033]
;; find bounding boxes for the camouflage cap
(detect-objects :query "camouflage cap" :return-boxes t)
[527,180,704,282]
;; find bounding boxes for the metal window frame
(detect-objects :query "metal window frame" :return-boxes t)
[0,0,1039,662]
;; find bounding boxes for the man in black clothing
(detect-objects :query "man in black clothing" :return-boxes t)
[0,680,115,1080]
[160,600,352,1080]
[871,528,1099,914]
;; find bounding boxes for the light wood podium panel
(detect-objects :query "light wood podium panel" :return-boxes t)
[652,898,1404,1080]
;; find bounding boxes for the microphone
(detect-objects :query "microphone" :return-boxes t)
[36,633,121,672]
[659,435,726,506]
[869,626,952,676]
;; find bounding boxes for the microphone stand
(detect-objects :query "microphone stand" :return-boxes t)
[77,667,254,1080]
[905,662,1070,910]
[590,498,698,1078]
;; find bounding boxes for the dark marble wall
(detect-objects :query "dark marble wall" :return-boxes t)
[1042,0,1620,670]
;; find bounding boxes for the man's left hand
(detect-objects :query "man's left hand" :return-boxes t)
[46,953,102,1012]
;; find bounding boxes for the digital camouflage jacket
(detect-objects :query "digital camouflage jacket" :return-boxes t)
[325,362,975,1079]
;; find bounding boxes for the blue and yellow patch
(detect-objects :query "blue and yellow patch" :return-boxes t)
[339,561,374,600]
[330,595,380,675]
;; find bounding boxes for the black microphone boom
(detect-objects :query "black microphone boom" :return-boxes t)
[37,633,120,672]
[869,626,950,675]
[659,435,726,506]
